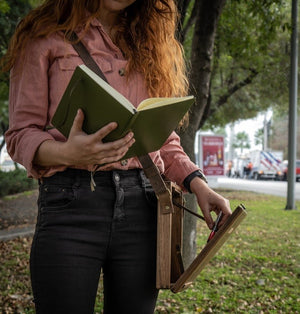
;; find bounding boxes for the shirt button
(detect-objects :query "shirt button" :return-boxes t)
[118,68,125,76]
[121,159,128,166]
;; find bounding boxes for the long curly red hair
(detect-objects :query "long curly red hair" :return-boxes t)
[2,0,188,98]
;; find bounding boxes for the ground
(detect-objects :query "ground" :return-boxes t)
[0,190,38,230]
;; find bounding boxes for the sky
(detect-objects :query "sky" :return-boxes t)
[226,110,273,153]
[195,111,272,160]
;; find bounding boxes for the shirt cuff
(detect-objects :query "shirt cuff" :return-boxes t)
[183,170,208,193]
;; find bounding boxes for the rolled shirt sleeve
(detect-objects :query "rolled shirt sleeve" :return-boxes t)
[5,39,55,178]
[160,131,199,189]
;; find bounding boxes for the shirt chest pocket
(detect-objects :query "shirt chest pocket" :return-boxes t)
[58,55,113,74]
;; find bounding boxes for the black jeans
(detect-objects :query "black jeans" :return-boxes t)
[30,168,158,314]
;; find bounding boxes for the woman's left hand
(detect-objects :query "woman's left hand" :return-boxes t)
[190,177,232,229]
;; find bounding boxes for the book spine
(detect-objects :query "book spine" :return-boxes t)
[119,111,139,137]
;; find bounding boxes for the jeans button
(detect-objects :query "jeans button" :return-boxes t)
[114,173,120,182]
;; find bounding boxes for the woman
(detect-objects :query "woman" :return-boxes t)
[3,0,231,313]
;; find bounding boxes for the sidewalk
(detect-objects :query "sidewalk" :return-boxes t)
[0,189,38,241]
[0,224,35,241]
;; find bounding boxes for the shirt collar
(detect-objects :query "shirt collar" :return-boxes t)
[90,18,103,28]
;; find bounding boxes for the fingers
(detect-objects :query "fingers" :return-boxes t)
[65,112,136,166]
[96,129,134,150]
[105,131,135,150]
[92,121,118,141]
[90,123,136,160]
[197,189,232,230]
[207,199,231,230]
[69,110,119,141]
[202,209,215,230]
[218,198,232,227]
[97,135,136,164]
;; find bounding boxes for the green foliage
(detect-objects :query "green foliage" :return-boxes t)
[205,0,291,128]
[0,0,33,141]
[29,0,41,6]
[0,168,37,197]
[254,127,264,146]
[182,0,196,61]
[0,0,9,13]
[211,126,226,137]
[232,131,251,153]
[268,107,300,159]
[0,0,32,54]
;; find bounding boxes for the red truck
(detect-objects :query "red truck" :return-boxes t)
[282,160,300,182]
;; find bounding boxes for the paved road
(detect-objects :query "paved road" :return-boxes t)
[0,225,34,242]
[208,177,300,200]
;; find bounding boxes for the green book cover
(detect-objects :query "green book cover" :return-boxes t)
[51,65,194,159]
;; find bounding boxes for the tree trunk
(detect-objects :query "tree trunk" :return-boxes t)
[178,0,227,266]
[188,0,227,130]
[182,193,198,267]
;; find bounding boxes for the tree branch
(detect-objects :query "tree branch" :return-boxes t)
[181,2,198,42]
[184,0,227,138]
[198,68,259,129]
[217,68,259,107]
[176,0,192,43]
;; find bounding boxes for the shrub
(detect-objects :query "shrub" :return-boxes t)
[0,169,37,197]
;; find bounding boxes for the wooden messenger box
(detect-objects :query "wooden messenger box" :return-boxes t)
[156,184,247,293]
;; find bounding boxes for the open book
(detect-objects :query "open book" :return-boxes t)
[171,204,247,293]
[51,65,194,159]
[155,197,247,293]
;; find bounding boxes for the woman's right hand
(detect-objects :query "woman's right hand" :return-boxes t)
[64,109,135,166]
[33,109,135,167]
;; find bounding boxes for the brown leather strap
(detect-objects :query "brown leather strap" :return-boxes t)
[69,32,109,83]
[138,155,173,213]
[69,32,173,212]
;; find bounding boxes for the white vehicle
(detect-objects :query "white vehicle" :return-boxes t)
[232,156,250,178]
[249,150,283,180]
[0,159,16,172]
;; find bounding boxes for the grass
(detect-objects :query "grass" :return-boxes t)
[156,190,300,313]
[0,190,299,313]
[3,190,36,201]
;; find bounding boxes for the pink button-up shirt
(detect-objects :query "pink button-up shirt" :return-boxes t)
[5,19,199,188]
